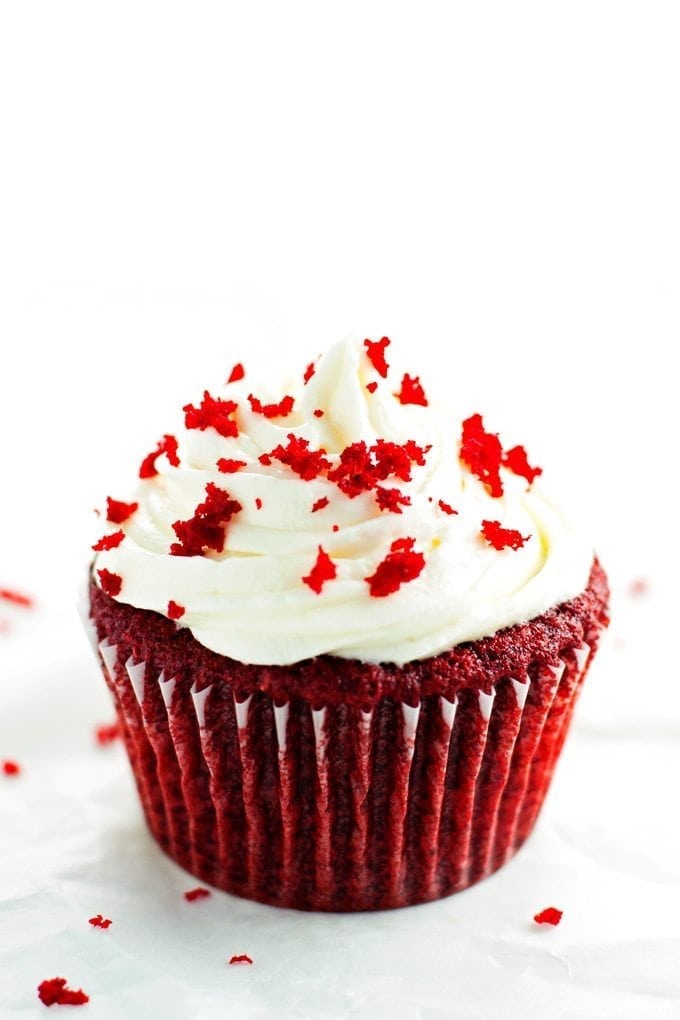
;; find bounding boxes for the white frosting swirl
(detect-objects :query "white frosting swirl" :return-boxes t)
[93,337,593,665]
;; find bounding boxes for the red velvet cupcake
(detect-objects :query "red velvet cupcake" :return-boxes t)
[86,337,608,911]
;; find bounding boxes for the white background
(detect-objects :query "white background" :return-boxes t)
[0,3,678,1018]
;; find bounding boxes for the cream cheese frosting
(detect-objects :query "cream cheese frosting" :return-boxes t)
[93,336,593,665]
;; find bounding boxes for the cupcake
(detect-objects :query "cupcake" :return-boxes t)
[86,336,608,911]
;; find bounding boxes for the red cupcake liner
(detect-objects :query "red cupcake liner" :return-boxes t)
[87,584,606,912]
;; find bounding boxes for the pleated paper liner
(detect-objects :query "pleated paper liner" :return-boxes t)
[87,613,601,912]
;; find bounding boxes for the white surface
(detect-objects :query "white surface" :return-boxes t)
[1,2,679,1017]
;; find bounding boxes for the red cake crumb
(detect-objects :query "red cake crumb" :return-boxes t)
[503,445,542,485]
[395,373,428,406]
[460,414,504,498]
[363,337,390,377]
[365,537,425,597]
[229,954,253,966]
[95,723,120,745]
[217,458,247,474]
[170,483,242,557]
[167,601,186,621]
[97,569,122,597]
[481,520,530,551]
[304,361,316,384]
[327,439,428,498]
[2,760,21,776]
[247,393,295,419]
[184,391,239,439]
[184,887,211,902]
[255,498,263,510]
[438,500,457,515]
[37,977,89,1007]
[106,497,138,524]
[258,453,272,466]
[302,546,337,594]
[0,587,34,608]
[366,381,378,394]
[533,907,563,926]
[91,531,125,552]
[88,914,112,929]
[375,486,411,514]
[267,434,331,480]
[311,497,329,513]
[313,409,324,418]
[139,434,180,479]
[332,524,339,532]
[227,362,245,384]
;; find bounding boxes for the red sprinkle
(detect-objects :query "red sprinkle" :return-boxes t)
[88,914,112,929]
[95,723,120,746]
[97,569,122,597]
[365,537,425,597]
[217,458,247,474]
[363,337,390,378]
[170,483,242,557]
[366,381,378,394]
[167,600,186,620]
[313,409,324,418]
[311,497,330,513]
[139,434,180,479]
[481,520,530,551]
[184,391,239,439]
[255,497,263,510]
[503,444,542,485]
[395,373,428,406]
[0,588,34,608]
[2,760,21,776]
[267,434,331,481]
[304,361,316,384]
[106,497,138,524]
[534,907,563,926]
[248,393,295,419]
[37,978,89,1007]
[438,500,457,515]
[91,530,125,552]
[375,486,411,514]
[229,954,253,966]
[302,546,337,594]
[227,362,245,384]
[184,887,211,902]
[460,414,504,498]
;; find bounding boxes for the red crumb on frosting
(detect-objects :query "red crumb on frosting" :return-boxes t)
[184,391,239,439]
[97,569,122,597]
[533,907,563,926]
[255,498,263,510]
[95,723,120,745]
[460,414,504,498]
[217,458,247,473]
[503,445,543,485]
[327,439,428,498]
[229,954,253,965]
[628,577,649,597]
[37,978,89,1007]
[184,887,211,902]
[313,409,324,418]
[481,520,530,551]
[366,382,378,394]
[311,497,329,513]
[2,760,21,776]
[0,587,34,608]
[363,337,390,378]
[247,393,295,419]
[139,434,180,479]
[365,537,425,597]
[438,499,457,515]
[170,483,243,557]
[395,373,428,406]
[167,600,186,621]
[88,914,112,929]
[267,434,331,481]
[375,486,411,514]
[227,363,245,384]
[92,530,125,552]
[106,497,138,524]
[302,546,337,594]
[332,524,339,532]
[304,361,316,384]
[258,453,272,466]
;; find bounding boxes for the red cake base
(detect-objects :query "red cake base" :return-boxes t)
[88,561,608,911]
